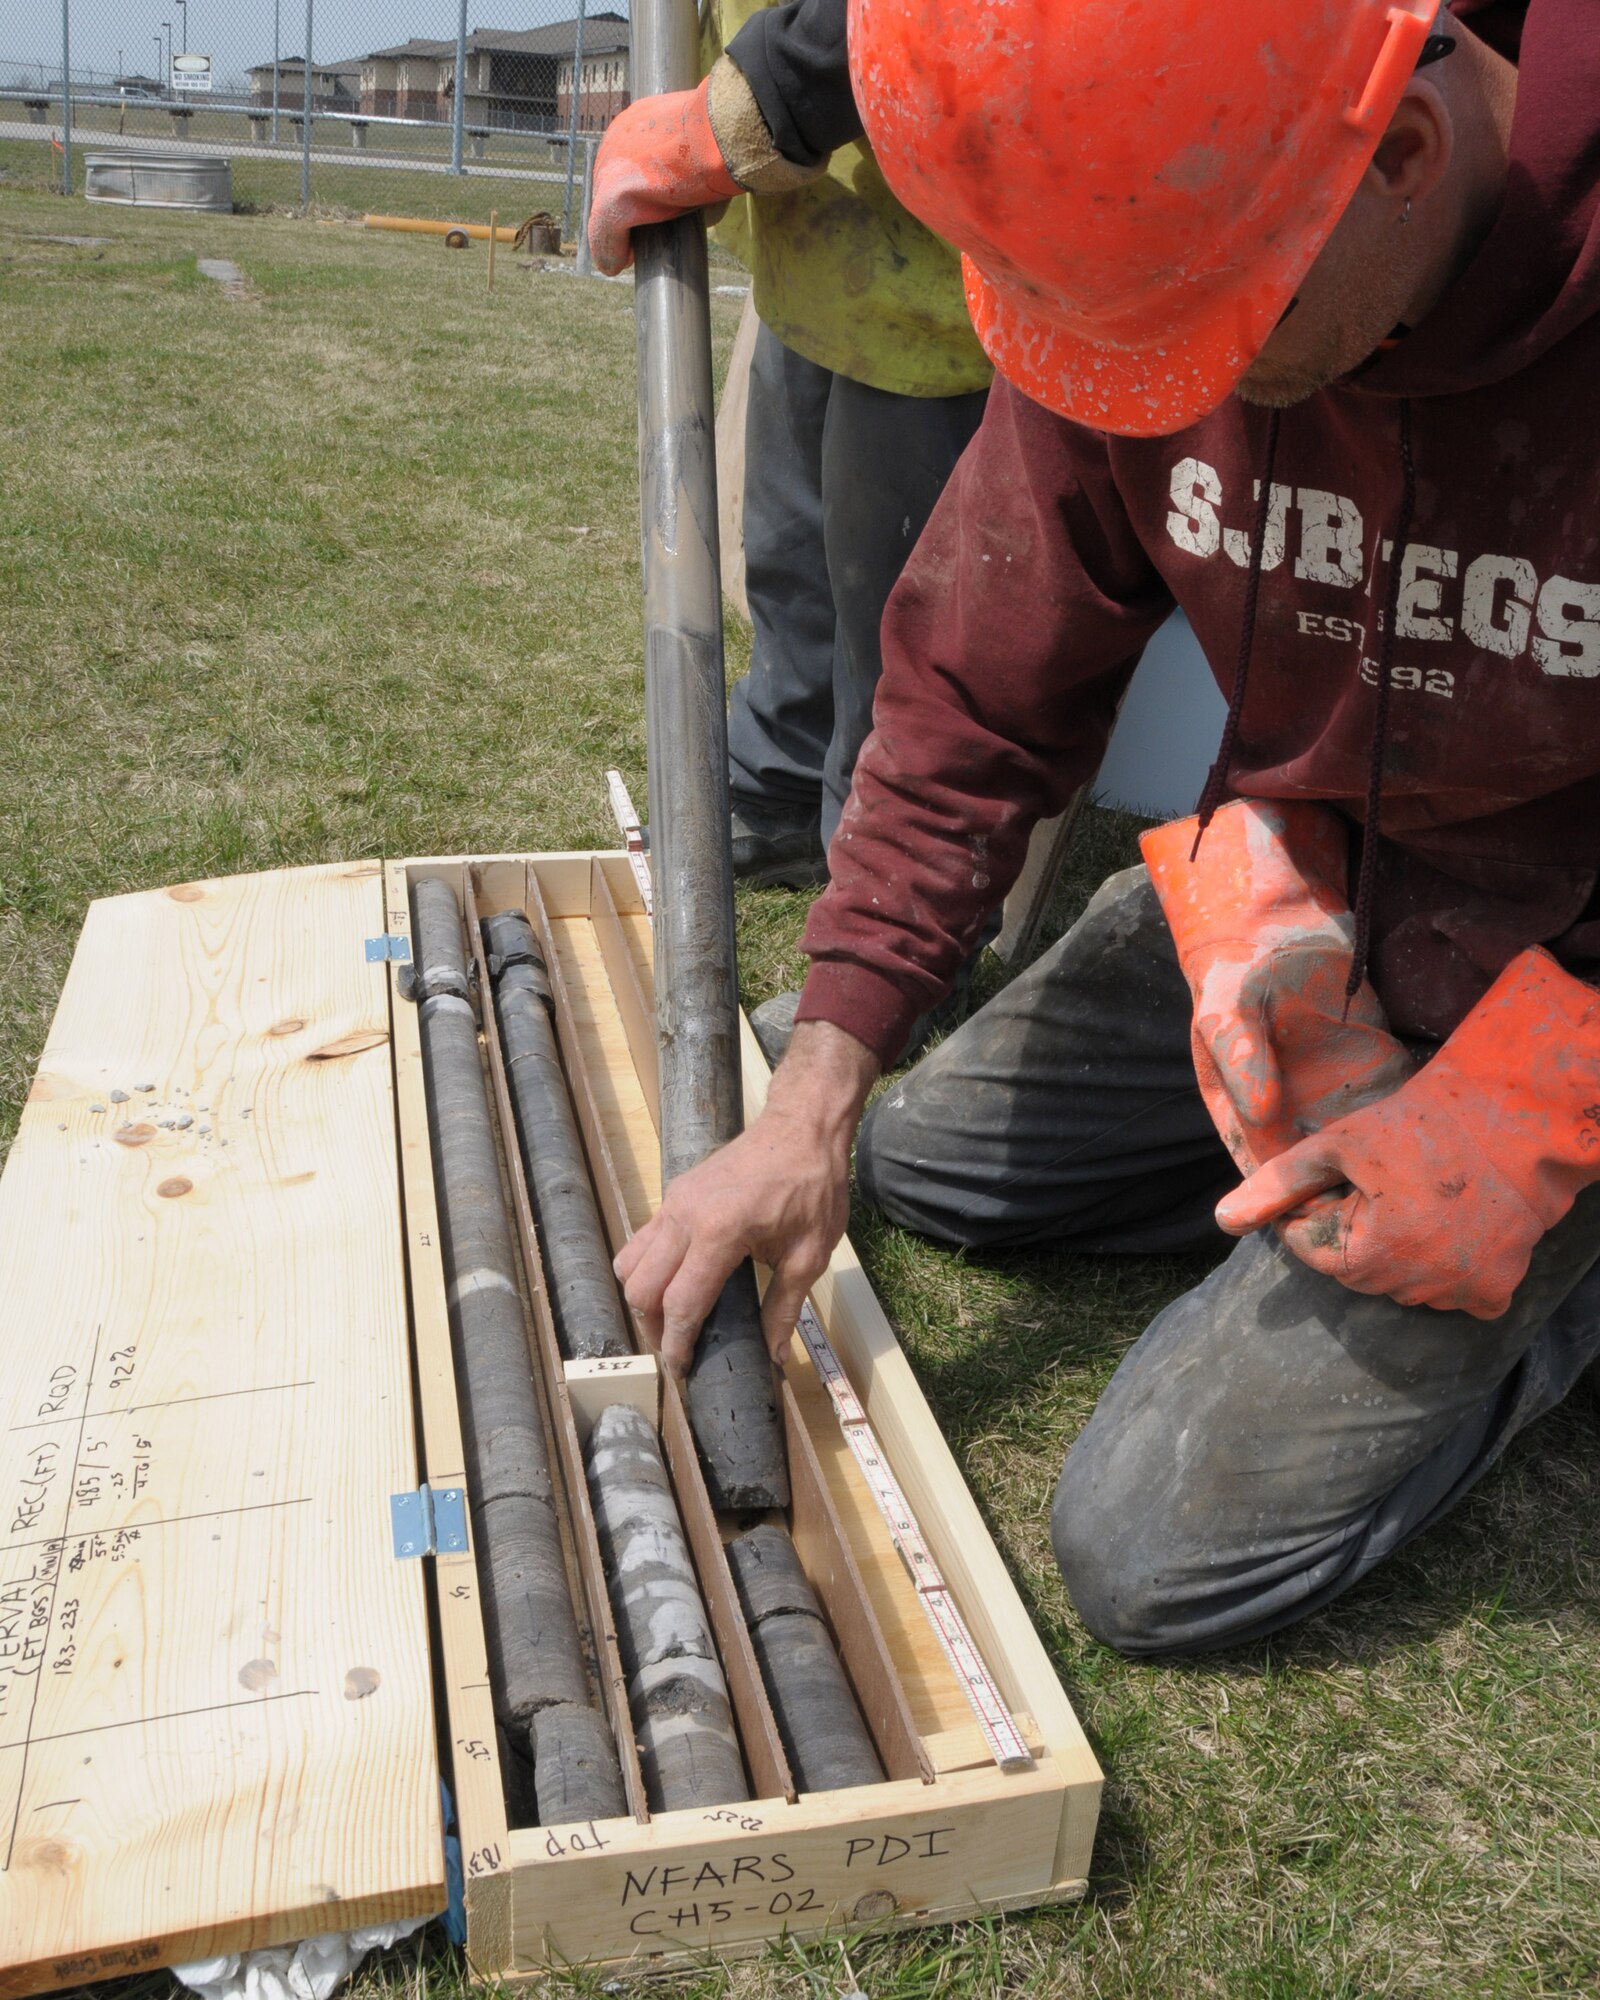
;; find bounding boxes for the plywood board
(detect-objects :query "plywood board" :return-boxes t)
[0,863,443,1994]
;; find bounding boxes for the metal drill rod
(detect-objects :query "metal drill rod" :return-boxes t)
[412,879,626,1827]
[631,0,788,1514]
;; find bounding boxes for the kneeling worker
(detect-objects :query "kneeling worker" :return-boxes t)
[615,0,1600,1653]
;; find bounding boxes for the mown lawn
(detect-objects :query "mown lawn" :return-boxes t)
[2,182,1598,1999]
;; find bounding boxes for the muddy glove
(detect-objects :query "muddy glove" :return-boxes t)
[1142,800,1415,1175]
[588,56,823,275]
[1217,947,1600,1318]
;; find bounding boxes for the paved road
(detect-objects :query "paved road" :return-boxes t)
[0,121,567,186]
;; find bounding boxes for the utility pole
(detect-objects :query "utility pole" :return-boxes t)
[450,0,467,175]
[562,0,588,240]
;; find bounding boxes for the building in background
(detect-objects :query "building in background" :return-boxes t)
[247,56,362,113]
[554,15,631,132]
[355,19,631,134]
[358,39,449,121]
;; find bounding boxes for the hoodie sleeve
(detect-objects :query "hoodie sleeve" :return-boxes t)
[794,379,1175,1064]
[724,0,864,167]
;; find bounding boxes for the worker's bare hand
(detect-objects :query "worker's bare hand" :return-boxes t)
[615,1021,880,1374]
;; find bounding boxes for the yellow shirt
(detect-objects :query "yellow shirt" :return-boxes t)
[706,0,992,399]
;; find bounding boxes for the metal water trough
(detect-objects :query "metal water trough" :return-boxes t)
[84,153,232,212]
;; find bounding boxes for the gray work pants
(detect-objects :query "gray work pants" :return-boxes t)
[855,866,1600,1654]
[727,323,989,852]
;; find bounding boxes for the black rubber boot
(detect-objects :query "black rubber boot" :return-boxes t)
[731,806,827,889]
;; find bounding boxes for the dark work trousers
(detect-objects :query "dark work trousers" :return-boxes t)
[727,322,990,852]
[854,865,1600,1655]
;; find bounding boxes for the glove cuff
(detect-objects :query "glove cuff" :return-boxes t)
[1142,798,1355,966]
[707,56,828,195]
[1437,947,1600,1219]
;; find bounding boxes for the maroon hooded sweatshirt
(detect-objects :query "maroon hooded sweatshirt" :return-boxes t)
[794,0,1600,1065]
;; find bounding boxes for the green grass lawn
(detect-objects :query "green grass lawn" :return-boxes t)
[3,185,1599,2000]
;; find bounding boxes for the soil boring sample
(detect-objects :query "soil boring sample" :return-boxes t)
[727,1524,884,1793]
[585,1403,748,1810]
[412,877,625,1827]
[685,1263,789,1514]
[481,908,632,1361]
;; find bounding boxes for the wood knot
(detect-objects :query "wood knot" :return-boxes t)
[167,883,207,903]
[268,1018,306,1038]
[850,1890,897,1922]
[309,1028,387,1061]
[156,1177,193,1199]
[114,1124,157,1148]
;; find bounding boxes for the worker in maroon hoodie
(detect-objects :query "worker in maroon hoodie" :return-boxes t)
[616,0,1600,1653]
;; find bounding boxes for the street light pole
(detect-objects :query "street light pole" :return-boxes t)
[271,0,280,142]
[161,22,172,96]
[176,0,187,56]
[300,0,313,207]
[562,0,587,239]
[449,0,467,176]
[59,0,72,194]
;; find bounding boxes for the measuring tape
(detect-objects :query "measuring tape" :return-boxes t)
[604,776,1032,1774]
[793,1301,1032,1771]
[605,769,654,914]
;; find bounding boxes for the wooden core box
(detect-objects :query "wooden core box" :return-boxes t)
[0,855,1101,1991]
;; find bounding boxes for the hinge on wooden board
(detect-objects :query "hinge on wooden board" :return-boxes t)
[366,933,413,963]
[391,1481,469,1558]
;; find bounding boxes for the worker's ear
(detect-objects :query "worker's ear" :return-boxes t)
[1362,78,1453,213]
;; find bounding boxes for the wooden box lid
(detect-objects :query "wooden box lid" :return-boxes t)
[0,864,444,1996]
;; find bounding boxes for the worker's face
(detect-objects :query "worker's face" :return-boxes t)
[1236,79,1452,408]
[1236,182,1419,407]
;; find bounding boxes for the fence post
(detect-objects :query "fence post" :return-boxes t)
[450,0,467,175]
[562,0,588,239]
[300,0,313,207]
[60,0,73,195]
[575,134,595,276]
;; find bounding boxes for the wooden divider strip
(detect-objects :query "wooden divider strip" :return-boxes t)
[463,869,650,1827]
[589,857,660,1128]
[781,1380,933,1786]
[657,1376,797,1805]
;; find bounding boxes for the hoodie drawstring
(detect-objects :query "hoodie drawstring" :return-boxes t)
[1346,396,1415,1003]
[1192,407,1282,854]
[1187,397,1417,1006]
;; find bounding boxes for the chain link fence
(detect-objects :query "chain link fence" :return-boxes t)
[1,0,625,236]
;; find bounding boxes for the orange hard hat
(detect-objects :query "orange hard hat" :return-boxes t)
[848,0,1437,435]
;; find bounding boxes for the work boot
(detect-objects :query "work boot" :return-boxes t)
[748,958,980,1070]
[731,805,827,888]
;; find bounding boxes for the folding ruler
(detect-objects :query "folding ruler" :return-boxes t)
[604,774,1032,1772]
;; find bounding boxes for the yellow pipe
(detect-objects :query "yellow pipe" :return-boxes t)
[364,213,519,244]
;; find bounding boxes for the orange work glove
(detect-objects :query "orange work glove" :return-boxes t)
[587,78,740,274]
[1142,800,1415,1175]
[1216,948,1600,1319]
